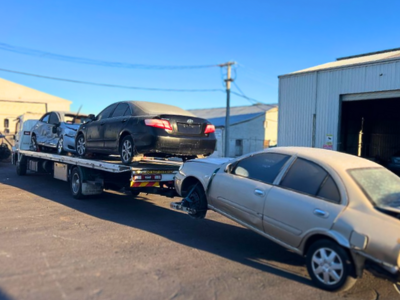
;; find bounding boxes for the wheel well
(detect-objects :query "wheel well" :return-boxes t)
[181,176,203,197]
[119,131,132,150]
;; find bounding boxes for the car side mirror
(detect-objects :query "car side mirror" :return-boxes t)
[88,114,96,120]
[52,126,58,134]
[224,163,235,173]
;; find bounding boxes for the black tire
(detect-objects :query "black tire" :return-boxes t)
[306,239,357,292]
[185,183,208,219]
[57,136,65,155]
[31,135,39,152]
[130,190,141,198]
[76,134,86,157]
[16,157,27,176]
[120,136,134,165]
[70,167,84,199]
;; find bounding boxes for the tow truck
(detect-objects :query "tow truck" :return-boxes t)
[10,117,182,199]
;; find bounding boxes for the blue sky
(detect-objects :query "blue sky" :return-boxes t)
[1,0,400,115]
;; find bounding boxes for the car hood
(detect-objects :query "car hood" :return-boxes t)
[187,157,234,166]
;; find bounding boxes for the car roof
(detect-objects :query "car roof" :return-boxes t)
[266,147,380,171]
[126,101,195,117]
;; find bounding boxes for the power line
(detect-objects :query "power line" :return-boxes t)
[0,42,220,70]
[0,68,225,93]
[232,81,264,106]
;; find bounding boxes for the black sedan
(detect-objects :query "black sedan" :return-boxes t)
[75,101,216,164]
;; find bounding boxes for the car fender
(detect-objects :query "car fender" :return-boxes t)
[299,229,351,255]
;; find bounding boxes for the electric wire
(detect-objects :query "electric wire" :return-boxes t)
[0,68,224,92]
[0,42,220,70]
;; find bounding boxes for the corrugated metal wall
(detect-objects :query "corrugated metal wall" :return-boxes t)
[278,59,400,149]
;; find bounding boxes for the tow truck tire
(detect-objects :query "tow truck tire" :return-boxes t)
[186,184,207,219]
[70,167,84,199]
[16,157,27,176]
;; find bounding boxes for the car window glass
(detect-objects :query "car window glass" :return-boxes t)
[112,103,129,117]
[97,104,117,121]
[317,175,340,203]
[280,158,327,196]
[41,114,50,123]
[49,113,59,125]
[123,106,132,116]
[233,153,290,184]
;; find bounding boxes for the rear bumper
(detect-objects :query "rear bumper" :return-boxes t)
[138,135,216,157]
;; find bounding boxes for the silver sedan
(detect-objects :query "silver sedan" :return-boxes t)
[174,147,400,292]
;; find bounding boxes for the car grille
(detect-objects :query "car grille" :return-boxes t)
[177,123,201,134]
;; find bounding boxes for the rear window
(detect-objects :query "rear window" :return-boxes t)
[130,101,194,116]
[348,167,400,208]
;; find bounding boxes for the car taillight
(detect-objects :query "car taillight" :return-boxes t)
[144,119,172,130]
[204,124,215,134]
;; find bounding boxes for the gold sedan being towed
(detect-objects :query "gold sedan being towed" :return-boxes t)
[173,147,400,292]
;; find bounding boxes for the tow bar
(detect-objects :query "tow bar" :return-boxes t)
[170,183,199,214]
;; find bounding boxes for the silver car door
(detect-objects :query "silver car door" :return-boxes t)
[263,157,345,248]
[35,113,50,145]
[208,153,291,231]
[46,112,60,147]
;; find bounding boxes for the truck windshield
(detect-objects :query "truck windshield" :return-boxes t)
[348,167,400,208]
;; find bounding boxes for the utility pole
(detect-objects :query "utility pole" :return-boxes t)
[219,61,236,157]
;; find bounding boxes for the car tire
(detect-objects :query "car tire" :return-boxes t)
[70,167,84,199]
[31,135,39,152]
[130,190,141,198]
[76,134,86,157]
[120,136,134,165]
[185,183,207,219]
[57,136,65,155]
[306,239,357,292]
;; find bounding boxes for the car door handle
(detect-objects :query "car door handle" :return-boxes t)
[121,119,127,123]
[254,189,264,196]
[313,209,329,218]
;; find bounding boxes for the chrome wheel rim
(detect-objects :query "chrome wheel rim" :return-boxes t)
[57,137,63,154]
[311,247,344,286]
[77,136,85,155]
[72,172,80,194]
[121,140,132,162]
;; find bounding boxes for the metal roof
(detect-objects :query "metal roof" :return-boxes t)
[282,48,400,77]
[189,103,277,127]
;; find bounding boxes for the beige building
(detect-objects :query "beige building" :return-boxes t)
[0,78,71,136]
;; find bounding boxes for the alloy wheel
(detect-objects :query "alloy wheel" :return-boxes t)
[57,137,64,154]
[72,172,80,194]
[76,136,85,156]
[121,139,133,162]
[311,247,344,286]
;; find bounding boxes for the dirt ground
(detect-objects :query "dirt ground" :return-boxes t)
[0,161,398,300]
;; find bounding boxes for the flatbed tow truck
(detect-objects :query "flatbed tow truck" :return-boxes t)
[12,149,182,199]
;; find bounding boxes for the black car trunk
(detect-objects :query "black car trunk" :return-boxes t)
[158,114,209,136]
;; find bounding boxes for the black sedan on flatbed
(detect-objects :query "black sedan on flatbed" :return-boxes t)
[75,101,216,164]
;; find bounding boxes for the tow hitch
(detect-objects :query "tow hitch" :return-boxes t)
[170,200,197,214]
[170,183,200,215]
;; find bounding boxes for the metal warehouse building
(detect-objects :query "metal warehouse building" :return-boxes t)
[278,48,400,161]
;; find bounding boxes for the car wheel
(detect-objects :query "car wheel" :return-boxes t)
[57,136,65,155]
[76,134,86,157]
[306,239,357,292]
[120,136,134,165]
[31,135,39,152]
[185,183,208,219]
[70,167,84,199]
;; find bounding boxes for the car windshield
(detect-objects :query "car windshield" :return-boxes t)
[348,167,400,208]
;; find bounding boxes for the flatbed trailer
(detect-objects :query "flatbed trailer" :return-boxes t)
[12,150,182,199]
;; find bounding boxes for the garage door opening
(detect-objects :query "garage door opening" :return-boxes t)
[339,97,400,163]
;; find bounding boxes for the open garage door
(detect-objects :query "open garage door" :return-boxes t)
[340,93,400,163]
